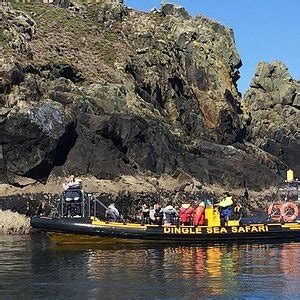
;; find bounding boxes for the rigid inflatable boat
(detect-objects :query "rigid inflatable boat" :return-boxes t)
[31,170,300,245]
[31,215,300,245]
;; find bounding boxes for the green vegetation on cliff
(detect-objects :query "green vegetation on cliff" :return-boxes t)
[8,1,125,82]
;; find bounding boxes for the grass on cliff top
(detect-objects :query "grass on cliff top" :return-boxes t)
[9,2,129,83]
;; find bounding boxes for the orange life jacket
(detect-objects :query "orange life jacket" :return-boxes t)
[194,206,205,226]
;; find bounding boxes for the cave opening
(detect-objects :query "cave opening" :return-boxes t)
[25,121,78,182]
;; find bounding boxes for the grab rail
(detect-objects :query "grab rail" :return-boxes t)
[55,190,111,218]
[89,194,108,218]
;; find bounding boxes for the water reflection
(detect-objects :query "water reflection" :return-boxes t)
[86,242,300,298]
[1,236,300,298]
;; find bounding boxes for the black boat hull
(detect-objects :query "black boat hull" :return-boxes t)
[31,216,300,245]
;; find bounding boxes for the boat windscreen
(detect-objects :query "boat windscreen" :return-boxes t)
[64,189,82,202]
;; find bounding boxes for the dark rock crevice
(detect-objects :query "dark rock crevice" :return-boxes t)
[24,120,78,181]
[54,120,78,166]
[0,61,25,95]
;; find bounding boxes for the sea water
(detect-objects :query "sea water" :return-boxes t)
[0,235,300,299]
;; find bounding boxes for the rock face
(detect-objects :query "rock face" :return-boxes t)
[1,101,77,184]
[98,1,127,24]
[0,1,295,194]
[123,5,243,144]
[1,2,35,58]
[244,61,300,175]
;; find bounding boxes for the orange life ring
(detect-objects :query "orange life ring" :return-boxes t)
[268,203,282,222]
[280,202,298,222]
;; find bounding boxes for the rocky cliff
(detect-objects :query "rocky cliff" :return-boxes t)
[243,61,300,175]
[0,1,298,207]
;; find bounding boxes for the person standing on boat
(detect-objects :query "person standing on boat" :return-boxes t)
[217,192,233,225]
[150,205,155,223]
[63,175,82,190]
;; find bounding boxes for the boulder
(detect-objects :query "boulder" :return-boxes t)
[0,145,7,182]
[98,2,128,24]
[54,0,70,8]
[100,114,180,174]
[161,3,190,19]
[0,59,24,95]
[1,2,35,57]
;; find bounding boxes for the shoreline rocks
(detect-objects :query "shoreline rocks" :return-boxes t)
[0,210,31,235]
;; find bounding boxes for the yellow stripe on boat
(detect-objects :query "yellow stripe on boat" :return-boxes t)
[91,218,147,229]
[281,223,300,230]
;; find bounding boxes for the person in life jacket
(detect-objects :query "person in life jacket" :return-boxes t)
[217,192,234,225]
[163,202,178,225]
[105,204,120,222]
[179,199,195,225]
[194,200,206,226]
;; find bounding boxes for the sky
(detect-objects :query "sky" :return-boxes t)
[125,0,300,95]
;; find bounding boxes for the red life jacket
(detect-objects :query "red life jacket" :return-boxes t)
[179,205,194,223]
